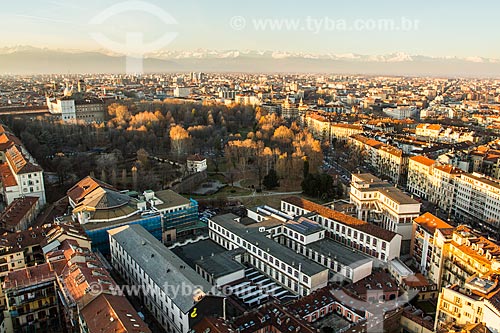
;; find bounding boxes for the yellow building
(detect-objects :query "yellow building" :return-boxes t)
[435,275,500,333]
[2,263,60,333]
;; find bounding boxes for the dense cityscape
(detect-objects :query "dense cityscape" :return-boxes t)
[2,1,500,333]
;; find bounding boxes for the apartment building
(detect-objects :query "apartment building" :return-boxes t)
[415,123,478,143]
[348,134,408,185]
[350,173,421,254]
[407,155,463,214]
[412,212,453,276]
[281,197,402,262]
[0,126,46,206]
[109,224,224,333]
[208,213,329,296]
[2,263,61,333]
[330,123,363,143]
[304,113,330,142]
[429,225,500,292]
[281,98,298,119]
[79,293,151,333]
[43,238,150,333]
[435,275,500,333]
[454,172,500,235]
[407,155,436,200]
[430,164,463,215]
[0,196,39,232]
[426,227,454,289]
[0,227,50,308]
[415,123,443,139]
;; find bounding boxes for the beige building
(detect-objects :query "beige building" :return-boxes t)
[454,173,500,235]
[412,212,453,277]
[350,173,421,254]
[407,155,462,215]
[304,113,330,142]
[330,123,363,143]
[348,135,408,185]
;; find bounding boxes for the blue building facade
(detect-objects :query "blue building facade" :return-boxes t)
[86,198,203,254]
[162,198,199,230]
[85,214,162,255]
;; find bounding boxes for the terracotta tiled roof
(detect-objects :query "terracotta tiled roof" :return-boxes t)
[434,165,463,175]
[187,154,206,162]
[282,197,398,242]
[409,155,435,167]
[332,123,363,130]
[67,176,116,204]
[414,212,452,235]
[5,145,42,174]
[0,162,17,187]
[80,293,152,333]
[0,196,39,230]
[3,262,56,289]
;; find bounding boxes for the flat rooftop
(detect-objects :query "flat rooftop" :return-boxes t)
[352,173,418,205]
[307,238,372,269]
[195,249,246,279]
[171,239,226,269]
[379,187,419,205]
[154,189,192,209]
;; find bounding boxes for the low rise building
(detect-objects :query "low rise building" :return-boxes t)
[186,154,207,173]
[67,176,201,253]
[248,206,373,283]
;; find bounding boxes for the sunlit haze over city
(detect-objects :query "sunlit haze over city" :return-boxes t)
[0,2,500,333]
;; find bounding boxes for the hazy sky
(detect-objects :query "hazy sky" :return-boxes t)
[1,0,499,58]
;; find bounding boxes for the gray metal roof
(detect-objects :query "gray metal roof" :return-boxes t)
[210,214,327,276]
[108,224,216,313]
[307,238,372,269]
[194,249,246,279]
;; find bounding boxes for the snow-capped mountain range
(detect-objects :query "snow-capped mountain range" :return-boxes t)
[147,49,499,64]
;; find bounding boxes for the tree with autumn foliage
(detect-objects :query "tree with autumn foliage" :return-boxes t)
[169,125,191,156]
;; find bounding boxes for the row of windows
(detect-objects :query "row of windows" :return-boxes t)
[208,225,311,285]
[281,203,389,255]
[110,239,184,328]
